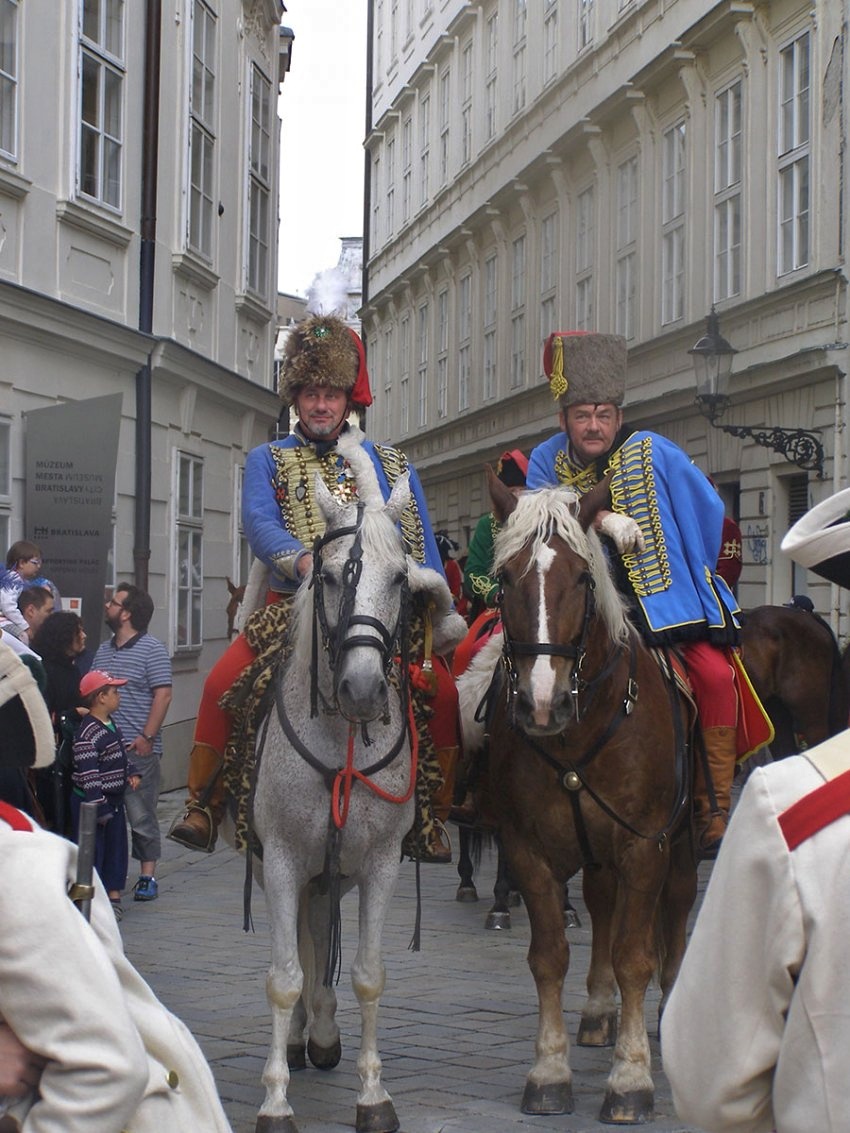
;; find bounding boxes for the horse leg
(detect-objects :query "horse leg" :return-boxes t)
[656,836,698,1038]
[304,892,342,1070]
[352,855,400,1133]
[599,857,665,1125]
[577,864,618,1047]
[256,861,304,1133]
[485,838,516,930]
[455,826,478,902]
[504,835,574,1115]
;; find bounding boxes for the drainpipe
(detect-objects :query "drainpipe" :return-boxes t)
[361,0,374,308]
[135,0,161,591]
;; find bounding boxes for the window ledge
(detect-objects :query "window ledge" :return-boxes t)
[56,198,133,247]
[172,250,220,291]
[0,164,31,201]
[235,290,273,323]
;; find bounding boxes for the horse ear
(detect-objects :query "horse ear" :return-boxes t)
[487,465,518,522]
[385,472,411,524]
[577,472,613,532]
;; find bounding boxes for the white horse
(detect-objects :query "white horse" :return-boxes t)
[249,438,463,1133]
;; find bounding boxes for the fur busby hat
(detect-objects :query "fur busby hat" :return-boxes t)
[781,488,850,590]
[279,269,372,408]
[542,331,627,407]
[0,640,56,770]
[496,449,528,488]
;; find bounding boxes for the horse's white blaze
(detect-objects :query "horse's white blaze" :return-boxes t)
[530,545,558,725]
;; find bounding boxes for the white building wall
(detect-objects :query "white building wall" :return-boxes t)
[364,0,850,638]
[0,0,291,786]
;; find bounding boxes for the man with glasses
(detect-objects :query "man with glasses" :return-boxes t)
[93,584,172,902]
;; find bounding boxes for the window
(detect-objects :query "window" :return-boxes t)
[579,0,594,50]
[460,41,473,167]
[715,81,742,301]
[233,465,251,590]
[483,253,497,401]
[383,327,393,440]
[175,452,203,650]
[485,12,498,142]
[371,154,380,247]
[0,416,10,553]
[512,0,526,115]
[400,314,410,434]
[540,210,558,344]
[543,0,558,86]
[188,0,216,257]
[778,32,810,275]
[78,0,124,209]
[437,288,448,418]
[385,136,395,239]
[662,121,686,324]
[0,0,19,160]
[511,234,526,389]
[438,68,450,187]
[401,116,412,223]
[419,94,430,207]
[247,64,272,297]
[389,0,398,60]
[417,303,429,427]
[576,186,594,330]
[458,274,472,411]
[616,157,638,339]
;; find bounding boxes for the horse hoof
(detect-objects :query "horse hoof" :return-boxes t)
[577,1010,618,1047]
[287,1043,306,1070]
[599,1088,654,1124]
[307,1037,342,1070]
[485,910,512,930]
[355,1100,399,1133]
[507,889,522,907]
[256,1115,299,1133]
[456,885,479,902]
[520,1079,574,1114]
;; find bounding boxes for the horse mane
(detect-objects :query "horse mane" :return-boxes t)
[493,487,631,647]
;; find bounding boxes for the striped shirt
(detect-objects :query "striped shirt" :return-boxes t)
[92,633,172,755]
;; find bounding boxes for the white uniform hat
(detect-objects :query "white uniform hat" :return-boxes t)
[781,487,850,589]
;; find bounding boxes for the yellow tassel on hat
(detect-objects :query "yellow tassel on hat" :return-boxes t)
[550,335,568,400]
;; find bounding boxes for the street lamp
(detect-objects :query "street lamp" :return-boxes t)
[690,307,825,478]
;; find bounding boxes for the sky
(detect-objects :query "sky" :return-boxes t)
[277,1,369,297]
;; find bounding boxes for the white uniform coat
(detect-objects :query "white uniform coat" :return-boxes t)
[0,808,233,1132]
[661,732,850,1132]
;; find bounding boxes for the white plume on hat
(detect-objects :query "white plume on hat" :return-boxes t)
[306,267,351,318]
[781,487,850,589]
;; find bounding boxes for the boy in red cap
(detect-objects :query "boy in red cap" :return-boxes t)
[73,670,140,919]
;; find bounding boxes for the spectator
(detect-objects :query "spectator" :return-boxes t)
[463,450,528,619]
[0,542,44,641]
[0,645,234,1131]
[92,584,172,903]
[29,611,87,722]
[661,485,850,1133]
[16,585,55,640]
[71,670,141,921]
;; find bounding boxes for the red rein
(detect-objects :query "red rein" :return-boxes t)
[331,703,419,829]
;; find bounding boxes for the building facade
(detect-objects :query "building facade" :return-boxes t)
[0,0,291,782]
[363,0,850,636]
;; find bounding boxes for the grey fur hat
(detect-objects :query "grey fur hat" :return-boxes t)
[542,332,627,407]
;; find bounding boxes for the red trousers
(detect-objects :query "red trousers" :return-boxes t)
[680,641,737,729]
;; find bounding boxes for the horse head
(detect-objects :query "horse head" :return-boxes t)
[491,471,629,736]
[310,471,411,722]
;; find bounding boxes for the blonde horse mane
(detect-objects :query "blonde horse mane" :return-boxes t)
[493,487,631,647]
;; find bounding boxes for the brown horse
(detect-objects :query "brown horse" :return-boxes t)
[225,576,245,638]
[460,472,697,1125]
[739,605,848,758]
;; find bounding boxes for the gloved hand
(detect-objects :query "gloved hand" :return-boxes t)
[599,511,646,555]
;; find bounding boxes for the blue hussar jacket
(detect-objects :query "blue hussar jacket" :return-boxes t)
[527,428,740,647]
[242,423,443,593]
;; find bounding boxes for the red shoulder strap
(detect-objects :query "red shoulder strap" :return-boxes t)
[0,799,34,831]
[779,768,850,850]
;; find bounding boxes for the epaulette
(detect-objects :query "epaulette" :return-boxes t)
[778,767,850,850]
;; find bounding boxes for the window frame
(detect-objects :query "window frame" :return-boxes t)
[246,61,272,298]
[173,450,204,652]
[777,31,810,276]
[0,0,19,161]
[77,0,125,212]
[187,0,217,260]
